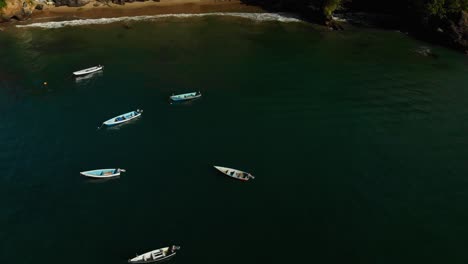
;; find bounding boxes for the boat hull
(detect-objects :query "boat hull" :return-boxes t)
[170,92,201,102]
[80,168,122,179]
[103,110,142,126]
[73,66,103,76]
[129,246,179,264]
[214,166,254,181]
[128,253,176,264]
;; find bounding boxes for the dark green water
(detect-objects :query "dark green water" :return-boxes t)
[1,16,468,264]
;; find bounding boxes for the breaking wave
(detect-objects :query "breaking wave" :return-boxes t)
[17,12,302,28]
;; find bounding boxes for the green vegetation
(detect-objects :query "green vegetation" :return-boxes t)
[423,0,468,18]
[0,0,7,9]
[243,0,467,21]
[323,0,343,18]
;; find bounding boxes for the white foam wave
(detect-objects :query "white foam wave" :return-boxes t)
[17,12,302,28]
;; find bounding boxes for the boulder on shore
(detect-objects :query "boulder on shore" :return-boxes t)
[449,11,468,54]
[0,0,36,22]
[423,10,468,54]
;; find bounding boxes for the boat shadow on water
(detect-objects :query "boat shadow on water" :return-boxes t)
[85,176,120,184]
[100,117,142,131]
[75,71,104,84]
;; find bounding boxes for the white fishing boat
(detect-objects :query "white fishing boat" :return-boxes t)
[214,166,255,181]
[170,91,201,102]
[80,168,125,179]
[73,65,103,76]
[129,245,180,264]
[101,109,143,127]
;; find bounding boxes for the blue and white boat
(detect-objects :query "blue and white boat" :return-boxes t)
[214,166,255,181]
[129,245,180,263]
[80,168,126,179]
[102,109,143,127]
[170,91,201,102]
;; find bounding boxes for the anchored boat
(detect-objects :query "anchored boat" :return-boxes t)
[214,166,255,181]
[101,109,143,127]
[170,91,201,102]
[129,245,180,264]
[80,168,125,179]
[73,65,103,76]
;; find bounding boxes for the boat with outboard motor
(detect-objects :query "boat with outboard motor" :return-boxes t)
[100,109,143,127]
[214,166,255,181]
[170,91,201,102]
[128,245,180,263]
[73,65,103,76]
[80,168,126,179]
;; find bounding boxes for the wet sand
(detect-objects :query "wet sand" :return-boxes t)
[28,0,263,22]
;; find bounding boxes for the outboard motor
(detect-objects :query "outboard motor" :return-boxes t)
[172,245,181,252]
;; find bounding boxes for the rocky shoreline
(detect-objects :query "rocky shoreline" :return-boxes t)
[0,0,264,25]
[1,0,466,54]
[52,0,156,7]
[0,0,252,23]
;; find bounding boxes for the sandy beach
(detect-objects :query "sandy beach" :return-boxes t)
[27,0,263,22]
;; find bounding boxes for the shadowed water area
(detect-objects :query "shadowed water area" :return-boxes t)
[1,16,468,264]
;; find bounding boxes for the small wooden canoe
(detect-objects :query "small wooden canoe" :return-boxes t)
[73,65,103,76]
[80,168,125,179]
[214,166,255,181]
[170,91,201,102]
[102,109,142,127]
[129,245,180,264]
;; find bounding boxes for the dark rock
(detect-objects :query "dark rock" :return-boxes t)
[422,10,468,54]
[324,19,344,31]
[35,4,44,10]
[448,11,468,54]
[112,0,125,5]
[332,12,402,29]
[54,0,91,7]
[123,22,132,29]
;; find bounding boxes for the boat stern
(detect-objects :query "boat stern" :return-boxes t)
[172,245,181,251]
[103,120,114,126]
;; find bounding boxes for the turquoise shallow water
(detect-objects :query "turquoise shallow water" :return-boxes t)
[1,16,468,264]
